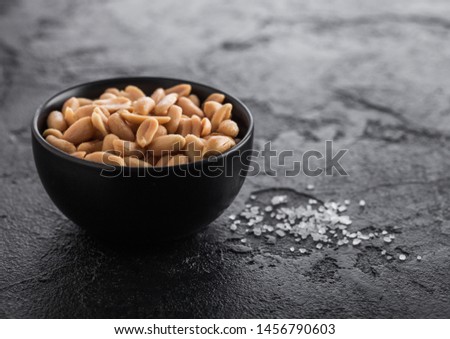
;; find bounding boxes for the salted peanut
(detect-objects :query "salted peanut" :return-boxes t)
[64,107,78,126]
[108,113,135,141]
[63,116,96,145]
[200,117,212,137]
[217,119,239,138]
[91,111,109,137]
[71,151,86,159]
[124,156,151,167]
[177,118,192,137]
[120,109,170,125]
[85,151,125,166]
[154,125,167,138]
[99,93,117,100]
[78,98,93,106]
[112,139,145,158]
[136,117,159,148]
[202,132,229,140]
[62,97,80,113]
[102,134,119,152]
[165,105,182,134]
[184,134,205,163]
[151,88,165,104]
[75,104,97,118]
[46,135,76,154]
[204,93,225,104]
[43,128,64,139]
[93,106,109,122]
[177,97,204,117]
[133,96,155,115]
[188,94,200,107]
[124,85,145,101]
[168,154,189,166]
[155,154,171,167]
[211,103,232,131]
[105,88,121,96]
[47,111,67,132]
[154,93,178,115]
[148,135,186,157]
[191,115,202,137]
[94,97,132,113]
[203,101,222,119]
[165,84,191,97]
[77,140,103,153]
[203,135,236,157]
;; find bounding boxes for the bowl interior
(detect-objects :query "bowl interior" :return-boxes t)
[34,77,253,152]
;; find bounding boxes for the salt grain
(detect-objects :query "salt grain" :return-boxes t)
[399,254,406,261]
[306,184,315,191]
[290,247,295,252]
[352,239,361,246]
[417,255,422,261]
[230,224,237,231]
[383,236,392,243]
[359,200,366,207]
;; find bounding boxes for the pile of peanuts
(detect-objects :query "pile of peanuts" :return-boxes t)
[43,84,240,167]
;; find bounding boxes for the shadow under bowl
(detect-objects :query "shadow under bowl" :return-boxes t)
[31,77,254,243]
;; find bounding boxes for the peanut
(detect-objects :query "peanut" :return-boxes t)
[71,151,86,159]
[47,111,67,132]
[168,154,189,166]
[125,85,146,101]
[62,97,80,113]
[177,118,192,137]
[190,115,202,137]
[154,93,178,115]
[203,101,222,119]
[77,98,93,106]
[188,94,200,107]
[184,134,205,163]
[77,140,103,154]
[100,93,117,100]
[154,125,167,138]
[200,117,212,137]
[136,117,159,148]
[217,119,239,138]
[203,135,236,157]
[177,97,204,117]
[155,154,171,167]
[133,96,155,115]
[108,113,135,141]
[43,128,64,139]
[85,151,125,166]
[211,103,232,131]
[165,83,191,97]
[112,139,145,158]
[91,110,109,137]
[102,134,119,152]
[124,156,151,167]
[205,93,225,104]
[148,135,186,157]
[75,104,96,118]
[64,107,78,126]
[93,97,132,112]
[63,116,96,145]
[46,135,76,154]
[165,105,182,134]
[119,109,170,125]
[150,88,165,104]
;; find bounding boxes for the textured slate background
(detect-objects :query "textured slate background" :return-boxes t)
[1,0,450,318]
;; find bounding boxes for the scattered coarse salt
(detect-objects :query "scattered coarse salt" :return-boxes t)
[352,239,361,246]
[308,199,317,205]
[306,184,315,191]
[381,250,386,255]
[359,200,366,207]
[230,224,237,231]
[253,228,262,236]
[299,248,307,254]
[266,235,276,244]
[229,214,236,220]
[241,238,247,243]
[399,254,406,261]
[264,206,273,212]
[316,243,323,249]
[275,230,286,237]
[250,195,256,200]
[338,205,347,213]
[382,230,388,235]
[417,255,422,261]
[344,199,351,205]
[383,236,392,243]
[290,247,295,252]
[386,255,393,260]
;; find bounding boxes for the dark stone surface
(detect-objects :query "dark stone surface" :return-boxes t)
[1,0,450,318]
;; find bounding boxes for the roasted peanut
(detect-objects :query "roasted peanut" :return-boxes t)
[125,85,145,101]
[165,105,182,134]
[203,135,236,157]
[136,117,159,148]
[43,128,64,139]
[203,101,222,119]
[200,117,212,137]
[211,103,232,131]
[77,98,93,106]
[165,83,191,97]
[191,115,202,137]
[100,93,117,100]
[154,125,167,138]
[63,116,96,145]
[204,93,225,104]
[93,97,132,112]
[184,134,205,163]
[108,113,135,141]
[154,93,178,115]
[75,104,97,118]
[148,135,186,157]
[188,94,200,107]
[119,109,170,125]
[71,151,86,159]
[112,139,145,158]
[91,110,109,137]
[64,107,78,126]
[47,110,68,132]
[155,154,171,167]
[133,96,155,115]
[46,135,76,154]
[102,134,119,152]
[124,156,151,167]
[217,119,239,138]
[177,118,192,137]
[177,97,204,117]
[85,151,125,166]
[105,88,121,96]
[62,97,80,113]
[77,140,103,154]
[150,88,165,104]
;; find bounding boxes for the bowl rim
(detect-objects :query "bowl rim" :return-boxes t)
[32,76,254,171]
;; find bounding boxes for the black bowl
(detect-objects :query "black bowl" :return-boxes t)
[31,77,254,243]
